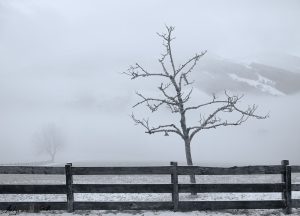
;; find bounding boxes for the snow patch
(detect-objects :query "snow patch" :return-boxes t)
[228,73,285,96]
[257,74,275,86]
[245,64,253,69]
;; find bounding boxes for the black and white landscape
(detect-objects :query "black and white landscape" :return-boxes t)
[0,0,300,215]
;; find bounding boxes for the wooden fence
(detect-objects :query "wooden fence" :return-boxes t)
[0,160,299,214]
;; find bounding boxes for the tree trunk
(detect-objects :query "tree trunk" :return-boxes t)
[50,153,55,162]
[184,139,197,195]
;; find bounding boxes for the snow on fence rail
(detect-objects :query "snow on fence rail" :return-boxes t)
[0,160,299,214]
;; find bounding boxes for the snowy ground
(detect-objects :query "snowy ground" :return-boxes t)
[1,209,300,216]
[1,174,300,215]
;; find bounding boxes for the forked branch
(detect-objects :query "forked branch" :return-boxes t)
[133,91,177,112]
[124,63,169,80]
[131,114,183,137]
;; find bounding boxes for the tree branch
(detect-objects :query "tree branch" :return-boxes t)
[158,83,178,104]
[189,92,268,140]
[133,91,177,112]
[124,63,169,80]
[131,113,183,138]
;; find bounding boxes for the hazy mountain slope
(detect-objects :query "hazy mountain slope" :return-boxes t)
[194,55,300,96]
[255,53,300,73]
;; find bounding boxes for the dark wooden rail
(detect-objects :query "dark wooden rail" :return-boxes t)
[0,185,66,194]
[0,166,65,174]
[176,165,284,175]
[72,166,171,175]
[0,160,299,214]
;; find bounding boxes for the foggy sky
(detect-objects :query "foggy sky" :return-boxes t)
[0,0,300,165]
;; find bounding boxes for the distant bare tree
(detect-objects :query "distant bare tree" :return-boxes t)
[125,26,268,186]
[33,123,64,162]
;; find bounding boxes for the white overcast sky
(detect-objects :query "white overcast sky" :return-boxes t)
[1,0,300,71]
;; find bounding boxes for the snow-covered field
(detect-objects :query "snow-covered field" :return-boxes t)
[1,174,300,215]
[1,209,300,216]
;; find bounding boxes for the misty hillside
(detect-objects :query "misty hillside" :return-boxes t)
[194,55,300,96]
[68,54,300,112]
[254,53,300,73]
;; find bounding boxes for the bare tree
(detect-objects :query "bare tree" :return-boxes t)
[124,26,268,185]
[33,123,64,162]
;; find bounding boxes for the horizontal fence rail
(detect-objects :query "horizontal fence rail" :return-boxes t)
[176,165,284,175]
[2,164,300,176]
[0,166,65,175]
[291,166,300,173]
[72,166,172,175]
[178,183,284,193]
[178,200,285,210]
[0,185,66,194]
[0,202,67,211]
[293,199,300,208]
[292,184,300,191]
[74,201,173,211]
[73,184,172,193]
[0,160,299,214]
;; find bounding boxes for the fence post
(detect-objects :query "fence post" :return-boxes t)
[281,160,292,214]
[65,163,74,212]
[285,165,292,214]
[170,162,179,211]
